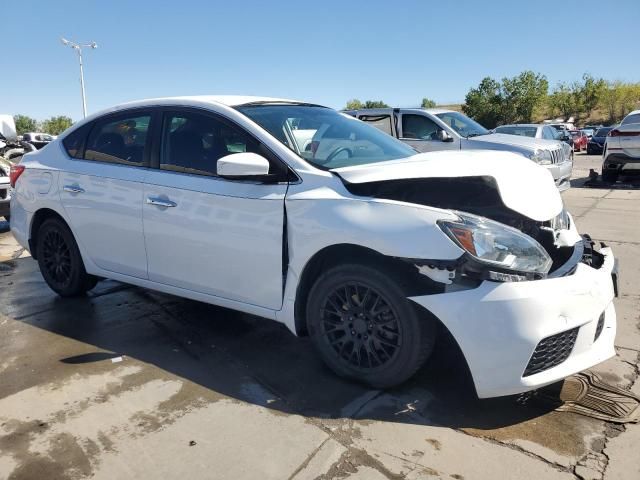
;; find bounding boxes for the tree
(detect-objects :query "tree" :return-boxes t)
[500,71,548,124]
[421,97,436,108]
[548,83,578,119]
[363,100,389,109]
[579,74,607,116]
[345,99,363,110]
[13,115,38,135]
[462,77,502,128]
[41,116,73,135]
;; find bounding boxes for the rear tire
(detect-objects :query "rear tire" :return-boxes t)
[306,263,436,389]
[602,169,618,184]
[36,218,97,296]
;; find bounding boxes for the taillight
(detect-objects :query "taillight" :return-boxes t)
[610,129,640,137]
[9,165,25,188]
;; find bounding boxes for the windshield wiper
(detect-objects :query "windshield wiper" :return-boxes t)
[466,132,487,138]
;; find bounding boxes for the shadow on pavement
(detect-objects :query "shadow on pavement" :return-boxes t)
[0,257,557,432]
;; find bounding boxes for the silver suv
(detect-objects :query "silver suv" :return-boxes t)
[344,108,573,191]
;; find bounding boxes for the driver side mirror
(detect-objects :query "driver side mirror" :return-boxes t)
[217,152,270,179]
[437,130,453,142]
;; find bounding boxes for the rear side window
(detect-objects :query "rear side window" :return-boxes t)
[161,111,267,177]
[62,123,92,158]
[359,115,392,135]
[84,114,151,165]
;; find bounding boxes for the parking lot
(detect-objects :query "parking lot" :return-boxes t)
[0,152,638,480]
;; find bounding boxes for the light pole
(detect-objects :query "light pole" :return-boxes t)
[61,38,98,118]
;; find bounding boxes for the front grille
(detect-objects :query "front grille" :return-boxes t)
[594,312,605,342]
[523,327,579,377]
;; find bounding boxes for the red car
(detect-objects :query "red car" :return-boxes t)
[570,130,588,152]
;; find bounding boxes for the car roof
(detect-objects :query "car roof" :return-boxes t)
[626,109,640,116]
[113,95,312,109]
[496,124,541,128]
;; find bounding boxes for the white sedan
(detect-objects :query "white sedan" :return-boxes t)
[10,96,617,398]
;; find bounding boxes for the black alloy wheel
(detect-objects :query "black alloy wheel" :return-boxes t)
[320,282,402,370]
[306,263,435,388]
[36,218,97,296]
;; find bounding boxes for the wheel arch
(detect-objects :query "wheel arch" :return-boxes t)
[293,243,444,337]
[29,208,69,260]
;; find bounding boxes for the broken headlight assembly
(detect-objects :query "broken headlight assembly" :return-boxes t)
[438,212,552,281]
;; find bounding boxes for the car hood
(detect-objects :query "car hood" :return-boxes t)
[471,133,562,150]
[332,150,563,222]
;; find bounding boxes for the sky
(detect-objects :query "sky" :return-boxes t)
[2,0,639,121]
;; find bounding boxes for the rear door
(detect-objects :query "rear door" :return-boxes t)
[59,109,154,278]
[142,108,288,309]
[617,116,640,158]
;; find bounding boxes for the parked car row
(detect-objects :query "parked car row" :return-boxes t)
[9,95,618,399]
[344,108,573,191]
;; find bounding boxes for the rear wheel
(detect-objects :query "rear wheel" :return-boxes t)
[306,263,436,388]
[36,218,97,296]
[602,169,618,184]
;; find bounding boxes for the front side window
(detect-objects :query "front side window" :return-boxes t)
[161,111,264,176]
[358,115,392,135]
[435,111,488,138]
[84,114,150,165]
[402,114,440,140]
[236,105,416,170]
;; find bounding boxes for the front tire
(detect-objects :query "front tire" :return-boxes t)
[306,263,436,388]
[36,218,97,296]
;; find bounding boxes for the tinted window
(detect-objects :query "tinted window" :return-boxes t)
[594,128,612,137]
[63,123,92,159]
[161,111,265,176]
[622,113,640,125]
[358,115,392,135]
[84,115,150,165]
[402,114,440,139]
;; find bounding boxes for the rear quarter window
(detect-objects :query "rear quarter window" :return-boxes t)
[62,123,92,158]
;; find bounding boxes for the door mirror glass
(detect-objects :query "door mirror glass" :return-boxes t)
[217,152,270,178]
[437,130,453,142]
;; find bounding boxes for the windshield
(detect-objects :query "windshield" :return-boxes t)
[622,113,640,125]
[435,111,488,137]
[594,127,612,137]
[494,126,537,137]
[236,104,417,169]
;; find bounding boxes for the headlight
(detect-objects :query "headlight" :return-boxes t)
[438,212,552,278]
[530,149,552,165]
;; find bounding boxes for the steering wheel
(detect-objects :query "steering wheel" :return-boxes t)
[316,146,353,165]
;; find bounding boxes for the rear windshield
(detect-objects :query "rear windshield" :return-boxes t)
[236,104,417,169]
[594,128,612,137]
[622,113,640,125]
[494,126,537,137]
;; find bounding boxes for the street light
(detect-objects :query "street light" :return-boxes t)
[61,37,98,118]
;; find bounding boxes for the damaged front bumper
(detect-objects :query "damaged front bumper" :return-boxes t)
[410,241,617,399]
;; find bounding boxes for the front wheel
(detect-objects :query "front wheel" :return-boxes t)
[306,264,436,388]
[36,218,98,296]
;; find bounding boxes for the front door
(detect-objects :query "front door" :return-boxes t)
[398,113,459,152]
[59,111,152,278]
[142,109,287,309]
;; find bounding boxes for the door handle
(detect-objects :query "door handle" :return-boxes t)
[146,197,177,208]
[63,185,85,194]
